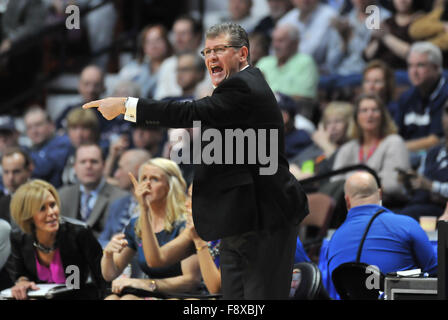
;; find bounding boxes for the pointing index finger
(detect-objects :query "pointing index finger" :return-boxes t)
[82,100,102,109]
[128,172,138,188]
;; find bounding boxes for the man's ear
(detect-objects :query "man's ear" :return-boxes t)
[240,46,249,62]
[344,195,351,210]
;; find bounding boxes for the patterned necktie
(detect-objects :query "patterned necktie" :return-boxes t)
[80,192,93,221]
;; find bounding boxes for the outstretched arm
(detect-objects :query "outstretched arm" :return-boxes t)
[83,76,253,128]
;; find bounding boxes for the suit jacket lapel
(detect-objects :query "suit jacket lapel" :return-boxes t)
[86,184,109,227]
[70,187,81,219]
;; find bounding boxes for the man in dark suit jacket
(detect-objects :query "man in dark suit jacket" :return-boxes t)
[0,147,33,227]
[84,23,308,299]
[58,143,128,238]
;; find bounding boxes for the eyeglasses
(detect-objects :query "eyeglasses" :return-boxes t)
[200,45,242,58]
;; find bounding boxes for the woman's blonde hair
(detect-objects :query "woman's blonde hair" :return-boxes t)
[135,158,187,238]
[348,93,397,142]
[323,101,354,126]
[66,107,100,141]
[10,179,61,235]
[322,101,354,144]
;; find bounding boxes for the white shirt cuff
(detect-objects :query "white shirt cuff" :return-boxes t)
[124,97,139,122]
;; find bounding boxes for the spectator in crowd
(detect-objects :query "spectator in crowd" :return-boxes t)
[117,24,172,99]
[172,51,206,100]
[248,31,270,66]
[0,218,12,291]
[154,15,208,100]
[331,93,410,203]
[363,0,422,70]
[101,158,201,300]
[58,143,128,237]
[55,65,128,142]
[324,0,391,75]
[60,107,109,186]
[110,79,141,99]
[98,149,151,248]
[100,121,167,184]
[277,93,312,161]
[204,0,260,34]
[0,148,34,226]
[409,0,448,67]
[361,60,398,122]
[0,115,22,192]
[131,124,167,159]
[254,0,293,41]
[6,179,106,299]
[24,106,71,188]
[397,99,448,221]
[103,135,131,186]
[277,0,338,67]
[327,171,437,278]
[55,65,106,131]
[0,116,20,158]
[290,101,353,182]
[395,42,448,162]
[257,24,319,101]
[135,184,221,294]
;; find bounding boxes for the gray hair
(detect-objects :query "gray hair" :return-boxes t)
[206,22,250,64]
[276,23,299,43]
[112,79,141,97]
[409,41,443,71]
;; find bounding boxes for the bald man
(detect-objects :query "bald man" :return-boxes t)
[327,171,437,279]
[57,65,130,140]
[55,65,106,132]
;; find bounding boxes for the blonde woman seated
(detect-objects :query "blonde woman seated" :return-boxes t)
[6,180,105,300]
[331,93,410,203]
[290,101,353,183]
[101,158,201,300]
[131,183,222,295]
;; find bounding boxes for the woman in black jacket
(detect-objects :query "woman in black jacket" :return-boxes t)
[6,179,105,299]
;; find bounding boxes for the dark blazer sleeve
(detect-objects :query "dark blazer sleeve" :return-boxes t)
[136,76,253,128]
[6,230,36,283]
[72,223,107,294]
